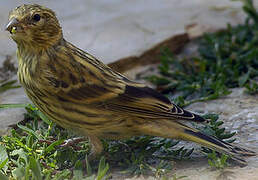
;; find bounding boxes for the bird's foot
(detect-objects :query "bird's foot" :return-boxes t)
[60,137,87,150]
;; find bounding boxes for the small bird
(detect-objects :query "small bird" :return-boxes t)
[5,4,255,164]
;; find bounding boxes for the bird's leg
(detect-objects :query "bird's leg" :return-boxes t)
[88,135,103,161]
[59,135,103,161]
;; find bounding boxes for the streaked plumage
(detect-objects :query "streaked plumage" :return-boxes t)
[6,4,255,164]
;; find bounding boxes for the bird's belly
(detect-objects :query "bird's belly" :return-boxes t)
[24,90,139,139]
[18,71,143,139]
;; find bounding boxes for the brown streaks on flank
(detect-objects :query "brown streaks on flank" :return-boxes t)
[47,63,57,73]
[80,77,85,83]
[67,84,110,100]
[57,95,69,102]
[88,70,95,77]
[60,81,69,88]
[69,73,78,85]
[59,71,65,77]
[67,53,81,71]
[45,76,60,88]
[46,51,66,76]
[62,106,99,118]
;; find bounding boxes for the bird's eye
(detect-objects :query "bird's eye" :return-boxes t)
[32,14,41,22]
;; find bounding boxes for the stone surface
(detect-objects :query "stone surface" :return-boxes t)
[0,76,29,135]
[180,88,258,180]
[187,88,258,149]
[0,0,254,65]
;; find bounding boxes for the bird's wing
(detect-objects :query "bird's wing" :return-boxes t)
[44,42,204,123]
[55,72,204,123]
[105,83,205,122]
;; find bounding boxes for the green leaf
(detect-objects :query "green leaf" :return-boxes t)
[29,156,42,180]
[85,155,92,176]
[245,81,258,94]
[11,148,29,164]
[73,162,83,180]
[0,145,8,171]
[52,169,71,180]
[0,103,29,109]
[12,166,26,179]
[238,71,250,86]
[44,139,64,153]
[38,111,52,125]
[0,171,8,180]
[96,157,109,180]
[0,158,8,170]
[0,80,21,93]
[17,124,41,140]
[73,170,83,180]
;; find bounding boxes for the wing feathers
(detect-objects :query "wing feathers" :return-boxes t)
[109,85,205,122]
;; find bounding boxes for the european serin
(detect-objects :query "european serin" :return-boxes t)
[5,4,255,164]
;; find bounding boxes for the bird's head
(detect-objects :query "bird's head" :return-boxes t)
[5,4,63,50]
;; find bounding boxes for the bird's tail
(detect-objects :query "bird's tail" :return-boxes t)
[140,121,256,164]
[179,125,255,164]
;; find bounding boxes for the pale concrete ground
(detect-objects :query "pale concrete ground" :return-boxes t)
[0,0,258,179]
[0,0,250,64]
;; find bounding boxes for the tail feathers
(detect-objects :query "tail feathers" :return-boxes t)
[182,128,256,164]
[139,120,255,165]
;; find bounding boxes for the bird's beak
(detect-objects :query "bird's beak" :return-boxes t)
[5,18,19,33]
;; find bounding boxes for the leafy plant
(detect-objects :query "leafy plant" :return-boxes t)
[0,80,21,93]
[0,104,111,179]
[207,151,229,170]
[199,114,236,144]
[245,80,258,94]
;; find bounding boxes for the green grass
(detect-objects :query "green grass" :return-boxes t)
[0,80,21,94]
[0,105,236,178]
[0,104,110,180]
[1,0,258,179]
[207,151,229,170]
